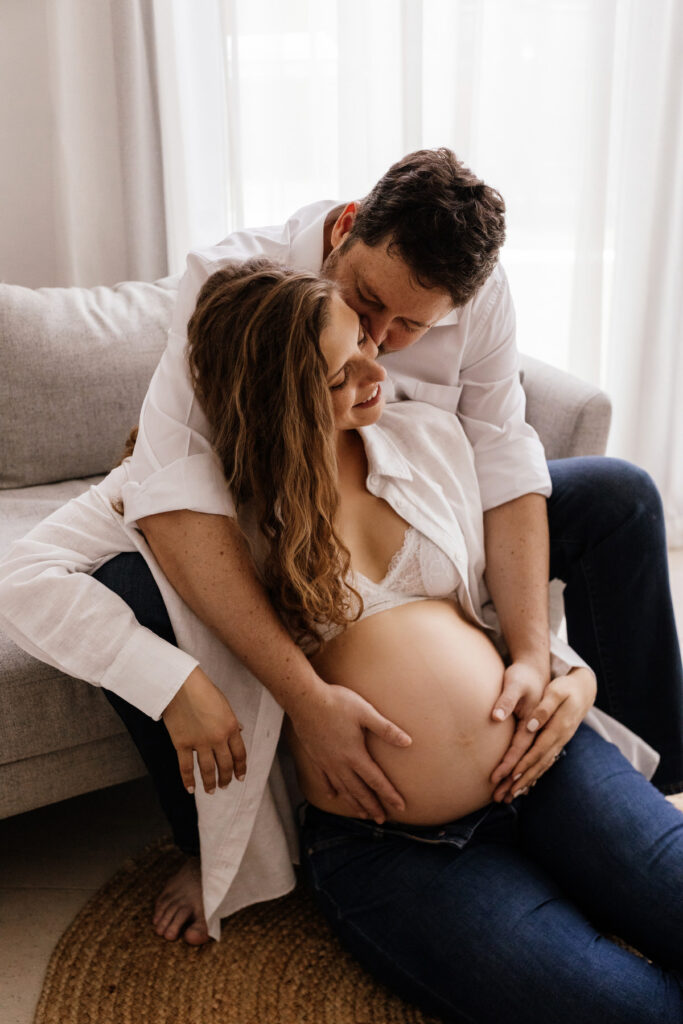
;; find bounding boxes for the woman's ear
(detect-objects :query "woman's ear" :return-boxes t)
[329,201,358,249]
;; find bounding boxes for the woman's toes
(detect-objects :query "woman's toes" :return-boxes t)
[183,920,210,946]
[163,904,193,941]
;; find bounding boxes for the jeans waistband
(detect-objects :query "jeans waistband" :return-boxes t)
[301,799,518,850]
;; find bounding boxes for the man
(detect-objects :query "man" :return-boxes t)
[6,149,682,945]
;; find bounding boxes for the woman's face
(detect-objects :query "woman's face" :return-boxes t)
[320,291,387,432]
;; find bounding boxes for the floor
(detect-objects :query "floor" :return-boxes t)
[2,549,683,1024]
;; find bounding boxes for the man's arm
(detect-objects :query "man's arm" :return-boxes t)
[139,508,412,822]
[484,492,551,718]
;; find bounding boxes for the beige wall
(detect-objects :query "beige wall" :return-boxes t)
[0,1,61,287]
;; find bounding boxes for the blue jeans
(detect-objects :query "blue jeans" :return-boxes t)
[548,457,683,791]
[300,723,683,1023]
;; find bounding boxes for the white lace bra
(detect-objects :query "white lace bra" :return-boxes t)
[316,526,461,645]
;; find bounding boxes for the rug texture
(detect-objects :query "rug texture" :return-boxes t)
[34,796,683,1024]
[32,839,440,1024]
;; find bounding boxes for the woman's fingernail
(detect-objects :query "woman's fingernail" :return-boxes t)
[186,786,195,794]
[236,772,245,781]
[513,772,523,782]
[527,718,540,732]
[493,708,506,721]
[512,787,529,799]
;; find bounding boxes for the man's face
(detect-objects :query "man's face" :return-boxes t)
[322,207,453,353]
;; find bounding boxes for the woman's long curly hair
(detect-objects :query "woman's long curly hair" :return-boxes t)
[187,258,361,649]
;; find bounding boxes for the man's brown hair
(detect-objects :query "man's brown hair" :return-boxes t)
[347,148,506,307]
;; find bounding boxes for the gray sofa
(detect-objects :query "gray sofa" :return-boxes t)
[0,277,612,820]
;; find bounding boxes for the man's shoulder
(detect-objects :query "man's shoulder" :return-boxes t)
[189,199,339,275]
[460,261,510,324]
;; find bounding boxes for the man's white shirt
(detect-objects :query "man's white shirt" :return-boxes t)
[121,199,551,527]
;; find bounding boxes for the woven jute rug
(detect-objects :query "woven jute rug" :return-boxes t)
[34,795,683,1024]
[33,838,440,1024]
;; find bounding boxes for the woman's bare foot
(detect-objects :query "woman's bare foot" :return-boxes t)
[152,855,210,944]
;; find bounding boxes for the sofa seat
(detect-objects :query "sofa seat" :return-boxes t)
[0,476,146,818]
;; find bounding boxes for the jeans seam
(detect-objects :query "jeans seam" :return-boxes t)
[309,873,475,1023]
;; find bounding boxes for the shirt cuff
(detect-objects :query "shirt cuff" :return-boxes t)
[474,435,552,511]
[100,627,199,720]
[121,453,235,527]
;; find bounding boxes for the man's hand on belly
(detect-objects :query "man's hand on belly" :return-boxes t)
[288,683,412,824]
[488,659,547,797]
[489,667,597,801]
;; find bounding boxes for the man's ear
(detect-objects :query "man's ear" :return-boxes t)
[329,201,358,249]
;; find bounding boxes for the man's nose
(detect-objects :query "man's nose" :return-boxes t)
[363,311,392,347]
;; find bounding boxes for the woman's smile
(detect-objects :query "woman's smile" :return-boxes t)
[354,383,382,408]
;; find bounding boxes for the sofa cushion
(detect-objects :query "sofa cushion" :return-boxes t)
[0,476,105,550]
[0,277,178,488]
[0,628,129,768]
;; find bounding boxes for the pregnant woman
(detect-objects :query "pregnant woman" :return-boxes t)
[0,259,681,1022]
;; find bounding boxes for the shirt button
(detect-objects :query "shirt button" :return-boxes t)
[368,474,380,488]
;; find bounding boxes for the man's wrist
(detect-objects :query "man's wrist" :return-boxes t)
[279,669,329,720]
[508,651,551,683]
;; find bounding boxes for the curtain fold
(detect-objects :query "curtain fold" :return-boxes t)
[605,0,683,544]
[3,0,679,538]
[44,0,167,285]
[151,0,683,543]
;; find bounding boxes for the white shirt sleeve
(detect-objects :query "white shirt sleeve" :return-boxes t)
[118,206,314,528]
[120,251,237,527]
[456,265,552,511]
[0,467,199,720]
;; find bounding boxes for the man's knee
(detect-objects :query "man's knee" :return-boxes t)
[548,456,664,539]
[93,552,176,644]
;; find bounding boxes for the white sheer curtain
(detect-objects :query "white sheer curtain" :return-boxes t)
[0,0,167,287]
[152,0,683,544]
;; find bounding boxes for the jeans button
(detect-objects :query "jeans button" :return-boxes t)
[438,830,446,837]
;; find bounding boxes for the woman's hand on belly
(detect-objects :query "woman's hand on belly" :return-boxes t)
[286,683,413,822]
[294,600,517,826]
[490,667,597,802]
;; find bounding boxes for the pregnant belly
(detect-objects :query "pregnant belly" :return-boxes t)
[285,599,515,825]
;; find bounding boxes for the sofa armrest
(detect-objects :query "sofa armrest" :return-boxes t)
[519,353,612,460]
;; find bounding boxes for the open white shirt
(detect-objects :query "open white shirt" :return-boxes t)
[0,402,660,940]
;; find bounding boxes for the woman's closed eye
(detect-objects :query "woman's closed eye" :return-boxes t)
[330,333,370,390]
